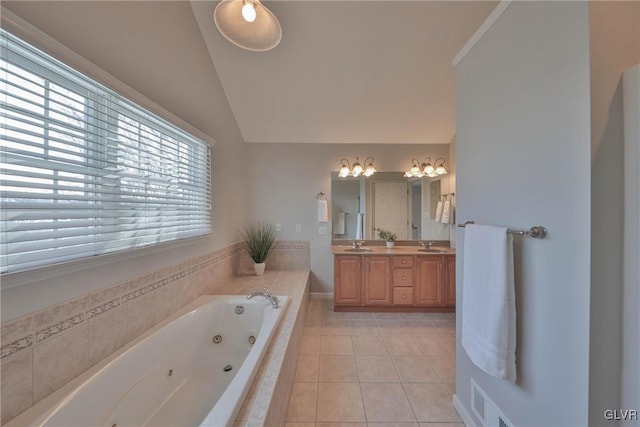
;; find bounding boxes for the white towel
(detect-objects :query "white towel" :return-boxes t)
[355,213,365,240]
[435,201,443,222]
[317,199,328,223]
[441,200,451,224]
[461,224,516,382]
[334,212,346,235]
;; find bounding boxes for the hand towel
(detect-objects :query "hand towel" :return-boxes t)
[317,199,328,223]
[435,201,443,222]
[441,200,451,224]
[355,213,365,240]
[334,212,346,235]
[461,224,516,382]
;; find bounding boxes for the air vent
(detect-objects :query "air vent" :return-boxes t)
[471,379,486,424]
[470,379,515,427]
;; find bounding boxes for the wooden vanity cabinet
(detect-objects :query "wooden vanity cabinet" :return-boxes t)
[334,253,455,311]
[363,256,392,305]
[415,256,443,306]
[445,255,456,307]
[334,255,362,305]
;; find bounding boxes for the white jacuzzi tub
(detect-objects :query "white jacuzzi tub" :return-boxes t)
[7,294,289,427]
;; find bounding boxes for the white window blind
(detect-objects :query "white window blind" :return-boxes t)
[0,29,212,274]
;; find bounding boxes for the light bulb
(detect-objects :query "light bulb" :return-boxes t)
[424,164,434,175]
[352,163,363,176]
[339,166,350,177]
[242,1,257,22]
[436,165,447,175]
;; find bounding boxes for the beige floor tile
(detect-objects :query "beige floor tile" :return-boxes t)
[321,335,354,355]
[360,383,417,423]
[300,335,321,354]
[415,335,455,356]
[295,354,320,382]
[317,424,367,427]
[443,382,456,394]
[369,424,419,427]
[383,335,424,356]
[419,424,464,427]
[427,356,455,382]
[356,355,400,382]
[352,335,389,355]
[286,382,317,422]
[377,320,438,336]
[349,320,380,335]
[316,383,366,422]
[285,424,315,427]
[403,383,461,423]
[392,356,439,382]
[431,320,456,336]
[319,354,359,382]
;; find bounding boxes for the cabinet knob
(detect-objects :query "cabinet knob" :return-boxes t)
[402,276,406,280]
[402,294,407,299]
[402,260,407,264]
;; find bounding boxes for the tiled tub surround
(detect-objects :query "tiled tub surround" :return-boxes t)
[0,240,310,425]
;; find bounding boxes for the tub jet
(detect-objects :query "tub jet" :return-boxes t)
[248,335,256,345]
[223,365,233,372]
[212,335,223,344]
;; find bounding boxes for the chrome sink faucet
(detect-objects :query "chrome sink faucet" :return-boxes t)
[350,240,364,249]
[419,241,436,249]
[247,288,280,309]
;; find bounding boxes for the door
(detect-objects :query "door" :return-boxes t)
[373,182,408,239]
[445,256,456,306]
[334,256,362,305]
[363,256,391,305]
[415,256,443,306]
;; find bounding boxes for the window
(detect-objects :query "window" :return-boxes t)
[0,29,212,274]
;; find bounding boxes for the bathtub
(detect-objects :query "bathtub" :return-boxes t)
[7,294,289,427]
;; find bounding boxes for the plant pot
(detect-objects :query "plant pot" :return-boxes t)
[386,241,395,249]
[254,262,266,276]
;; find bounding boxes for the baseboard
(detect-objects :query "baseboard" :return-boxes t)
[310,292,333,299]
[453,393,479,427]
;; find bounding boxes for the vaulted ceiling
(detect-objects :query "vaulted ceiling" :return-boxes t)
[191,1,498,144]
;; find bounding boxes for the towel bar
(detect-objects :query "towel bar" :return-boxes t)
[457,221,547,239]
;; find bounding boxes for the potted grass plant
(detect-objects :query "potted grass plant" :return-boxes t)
[241,222,277,275]
[376,228,397,249]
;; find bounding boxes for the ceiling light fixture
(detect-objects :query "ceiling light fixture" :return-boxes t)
[214,0,282,52]
[404,157,448,178]
[338,157,377,178]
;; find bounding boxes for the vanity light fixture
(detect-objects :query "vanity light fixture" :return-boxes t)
[214,0,282,52]
[404,157,448,178]
[338,157,377,178]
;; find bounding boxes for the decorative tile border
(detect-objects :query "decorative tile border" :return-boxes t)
[35,314,85,343]
[0,335,33,359]
[0,241,305,360]
[1,242,243,360]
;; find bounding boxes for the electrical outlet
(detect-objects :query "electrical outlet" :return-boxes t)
[319,226,327,235]
[275,224,281,232]
[296,224,301,232]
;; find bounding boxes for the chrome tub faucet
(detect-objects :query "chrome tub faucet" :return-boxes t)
[247,288,280,309]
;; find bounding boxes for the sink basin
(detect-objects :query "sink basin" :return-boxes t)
[418,248,447,253]
[344,248,373,253]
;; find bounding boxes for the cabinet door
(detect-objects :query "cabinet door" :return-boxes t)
[415,256,443,306]
[363,256,392,305]
[334,256,362,305]
[445,256,456,306]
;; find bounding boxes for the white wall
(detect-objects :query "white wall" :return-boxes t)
[588,2,640,423]
[622,64,640,427]
[1,2,247,321]
[244,143,449,293]
[454,2,592,426]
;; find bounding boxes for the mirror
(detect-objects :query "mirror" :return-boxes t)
[331,172,452,241]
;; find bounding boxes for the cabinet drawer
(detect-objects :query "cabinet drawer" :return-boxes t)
[393,269,414,287]
[393,287,414,305]
[393,256,414,268]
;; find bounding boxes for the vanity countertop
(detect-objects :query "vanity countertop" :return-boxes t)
[332,245,456,256]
